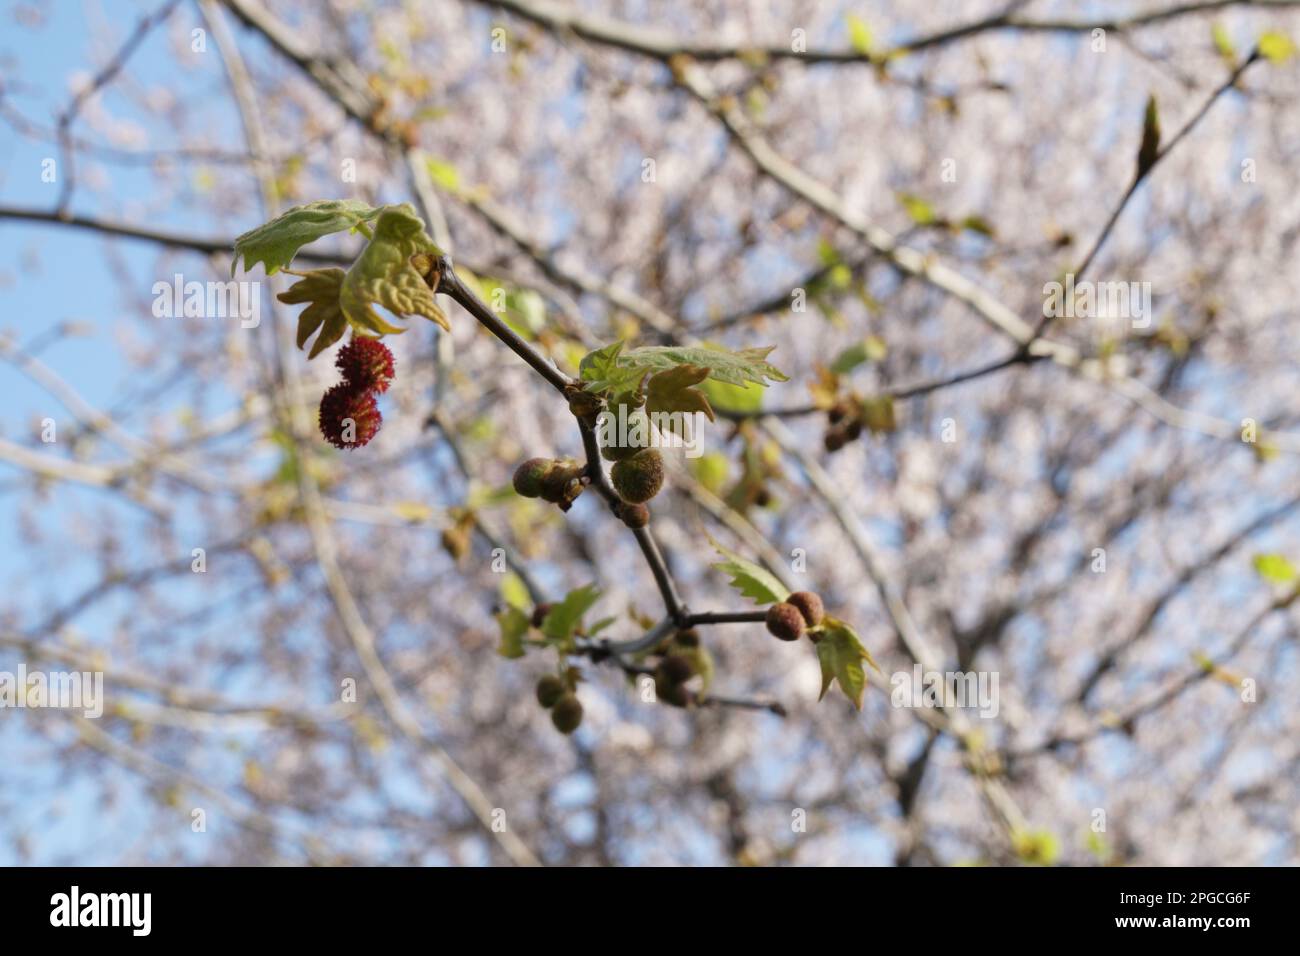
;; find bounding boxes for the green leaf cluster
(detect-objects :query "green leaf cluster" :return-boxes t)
[233,200,449,359]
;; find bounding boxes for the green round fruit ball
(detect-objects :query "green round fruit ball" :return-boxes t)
[551,694,583,734]
[535,674,565,709]
[512,458,553,498]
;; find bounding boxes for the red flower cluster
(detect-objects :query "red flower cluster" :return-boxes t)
[318,337,395,449]
[335,335,395,394]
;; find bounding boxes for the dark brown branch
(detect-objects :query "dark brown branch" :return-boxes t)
[435,257,573,393]
[683,610,768,626]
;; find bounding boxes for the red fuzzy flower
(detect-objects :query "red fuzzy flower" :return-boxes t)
[319,382,382,449]
[335,336,396,394]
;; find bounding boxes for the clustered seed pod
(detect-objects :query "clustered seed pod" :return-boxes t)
[512,457,586,510]
[317,336,396,449]
[536,672,584,734]
[787,591,825,628]
[765,602,806,642]
[610,449,664,504]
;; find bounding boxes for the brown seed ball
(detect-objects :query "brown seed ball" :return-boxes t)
[551,694,583,734]
[824,429,847,453]
[535,675,565,709]
[766,602,806,642]
[619,502,650,529]
[787,591,825,628]
[657,654,695,686]
[610,449,664,504]
[512,458,552,498]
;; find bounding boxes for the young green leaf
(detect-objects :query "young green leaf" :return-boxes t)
[277,268,348,358]
[699,377,763,414]
[959,215,995,238]
[815,616,879,710]
[645,364,715,421]
[1252,553,1296,584]
[897,192,936,225]
[580,343,788,395]
[498,572,532,611]
[709,537,790,605]
[232,199,381,276]
[1258,30,1296,63]
[1011,828,1061,866]
[830,336,887,375]
[845,13,873,55]
[425,156,461,191]
[577,340,624,384]
[541,584,602,649]
[340,204,448,334]
[1212,23,1237,66]
[494,606,530,659]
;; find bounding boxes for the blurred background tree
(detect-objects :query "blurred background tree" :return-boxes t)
[1,0,1299,865]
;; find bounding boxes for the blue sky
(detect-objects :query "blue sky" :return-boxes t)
[0,2,259,864]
